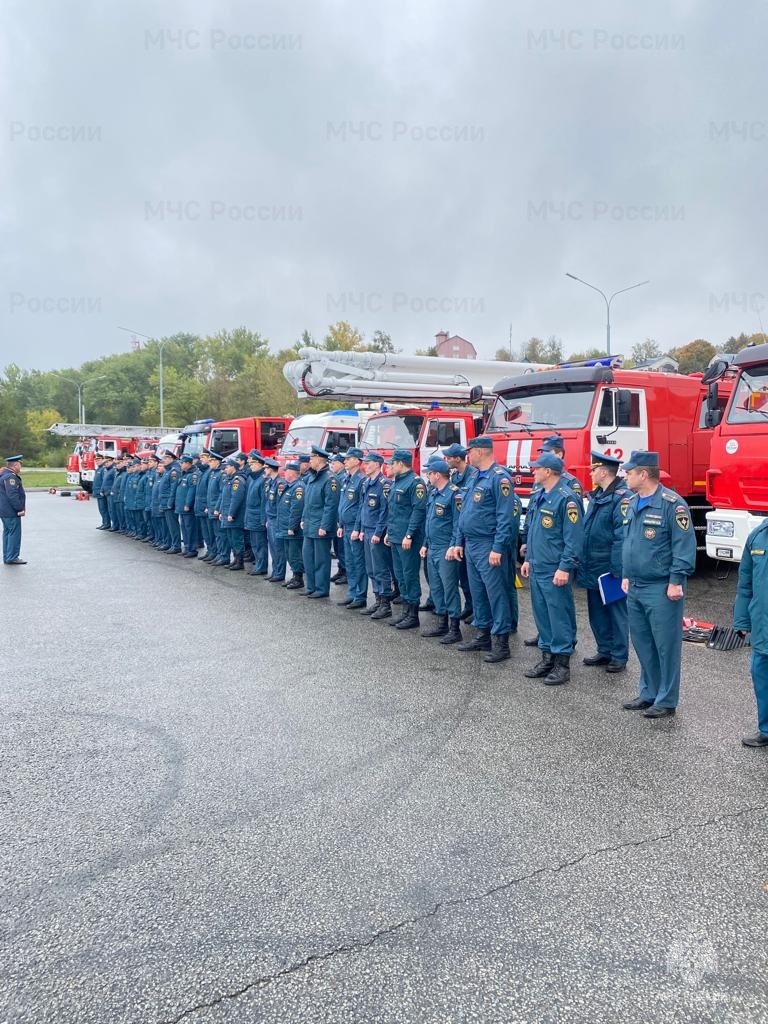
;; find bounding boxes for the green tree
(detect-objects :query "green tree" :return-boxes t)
[368,330,398,354]
[414,346,438,357]
[671,339,716,375]
[0,391,32,457]
[630,338,662,364]
[542,335,563,364]
[564,348,607,363]
[494,348,513,361]
[322,320,365,351]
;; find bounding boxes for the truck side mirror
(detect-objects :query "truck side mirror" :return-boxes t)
[704,408,723,428]
[469,385,484,404]
[704,381,723,427]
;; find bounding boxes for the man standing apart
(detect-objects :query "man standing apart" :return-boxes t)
[521,453,583,684]
[384,450,427,630]
[451,437,518,663]
[576,451,630,674]
[0,455,26,564]
[620,450,696,718]
[301,446,340,598]
[734,518,768,747]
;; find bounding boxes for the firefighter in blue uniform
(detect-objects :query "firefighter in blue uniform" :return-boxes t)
[620,450,696,717]
[330,452,348,584]
[283,461,305,589]
[521,452,584,684]
[734,518,768,747]
[384,450,427,630]
[576,451,630,673]
[162,452,182,553]
[274,460,300,584]
[100,454,115,530]
[301,446,340,598]
[225,455,248,570]
[420,458,463,644]
[443,442,477,621]
[143,454,159,544]
[244,450,269,575]
[356,452,394,619]
[151,459,168,547]
[177,453,199,555]
[194,452,211,559]
[337,447,367,609]
[264,458,288,581]
[214,456,233,566]
[113,456,129,533]
[205,450,225,563]
[92,454,108,529]
[136,457,150,539]
[0,455,27,564]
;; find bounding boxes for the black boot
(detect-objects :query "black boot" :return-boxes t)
[484,633,511,663]
[229,552,244,571]
[524,652,555,678]
[460,605,473,623]
[395,604,420,630]
[285,574,304,590]
[439,618,463,645]
[421,614,448,638]
[370,599,392,620]
[360,597,381,615]
[543,654,571,685]
[419,599,435,612]
[523,634,540,647]
[457,628,492,652]
[389,602,410,626]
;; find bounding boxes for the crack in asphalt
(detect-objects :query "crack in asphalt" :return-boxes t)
[159,801,765,1023]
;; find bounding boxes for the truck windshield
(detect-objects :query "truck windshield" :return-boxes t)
[726,365,768,423]
[361,414,423,450]
[487,385,596,431]
[281,426,325,454]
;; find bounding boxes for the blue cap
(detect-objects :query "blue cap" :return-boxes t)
[330,452,345,464]
[540,434,565,452]
[590,449,621,469]
[530,453,564,472]
[223,457,239,467]
[345,447,364,459]
[298,453,311,464]
[285,461,300,471]
[247,448,262,460]
[264,457,280,469]
[208,451,224,463]
[467,436,493,450]
[4,454,23,463]
[426,458,450,474]
[391,449,413,463]
[234,451,248,462]
[311,445,330,459]
[180,453,194,463]
[361,451,384,464]
[442,443,468,458]
[621,450,659,471]
[161,451,175,459]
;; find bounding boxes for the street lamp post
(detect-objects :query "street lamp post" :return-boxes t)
[565,273,650,356]
[117,326,166,428]
[53,374,109,424]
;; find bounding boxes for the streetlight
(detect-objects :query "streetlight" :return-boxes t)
[565,273,650,356]
[52,373,107,424]
[80,375,108,423]
[117,326,167,428]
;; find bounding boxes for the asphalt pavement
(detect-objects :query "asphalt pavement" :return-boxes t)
[1,493,767,1024]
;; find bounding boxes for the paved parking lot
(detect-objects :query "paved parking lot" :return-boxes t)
[2,493,766,1023]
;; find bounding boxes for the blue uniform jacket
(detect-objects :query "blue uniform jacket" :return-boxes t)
[455,463,517,553]
[276,477,300,538]
[302,466,340,537]
[244,469,266,530]
[92,465,104,498]
[576,479,630,588]
[386,470,427,544]
[337,470,365,528]
[265,474,288,522]
[136,471,148,510]
[113,468,128,502]
[356,473,390,536]
[217,473,233,518]
[621,486,696,586]
[143,469,157,511]
[287,477,305,536]
[734,519,768,655]
[424,482,461,551]
[525,483,583,574]
[165,460,181,510]
[194,467,210,515]
[100,466,115,497]
[0,468,25,516]
[226,470,247,526]
[206,467,222,520]
[151,471,165,514]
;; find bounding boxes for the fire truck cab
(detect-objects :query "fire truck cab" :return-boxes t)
[705,343,768,561]
[276,410,368,467]
[207,417,292,459]
[359,406,485,473]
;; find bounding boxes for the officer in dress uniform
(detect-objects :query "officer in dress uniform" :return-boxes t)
[283,461,305,589]
[521,453,584,684]
[384,450,427,630]
[178,453,199,556]
[356,452,394,619]
[92,454,107,529]
[204,450,225,563]
[263,457,288,581]
[162,451,182,553]
[576,451,630,673]
[244,450,269,576]
[336,447,368,609]
[329,452,348,585]
[225,455,248,571]
[734,518,768,747]
[451,436,518,663]
[274,460,299,584]
[143,454,159,544]
[214,456,233,566]
[151,460,168,547]
[443,442,478,622]
[0,455,27,564]
[420,458,463,644]
[300,446,340,598]
[112,455,128,533]
[99,454,115,531]
[620,450,696,718]
[193,452,211,559]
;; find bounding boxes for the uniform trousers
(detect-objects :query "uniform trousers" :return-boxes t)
[181,512,198,552]
[303,536,332,595]
[465,537,512,636]
[586,587,629,663]
[285,535,304,576]
[268,532,286,579]
[164,509,181,549]
[249,527,269,573]
[2,516,22,562]
[364,535,393,596]
[627,581,684,708]
[530,571,576,654]
[750,650,768,736]
[97,495,111,527]
[227,526,245,555]
[390,542,422,606]
[342,531,367,601]
[427,546,461,618]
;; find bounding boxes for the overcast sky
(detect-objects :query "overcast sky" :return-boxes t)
[3,0,767,370]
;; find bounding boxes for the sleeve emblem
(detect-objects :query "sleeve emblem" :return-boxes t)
[675,512,690,531]
[566,501,579,524]
[500,478,511,498]
[415,484,426,500]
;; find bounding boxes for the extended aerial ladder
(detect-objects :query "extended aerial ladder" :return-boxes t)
[282,348,549,403]
[48,423,180,438]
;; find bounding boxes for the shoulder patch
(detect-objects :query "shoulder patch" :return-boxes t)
[415,483,426,500]
[232,480,240,491]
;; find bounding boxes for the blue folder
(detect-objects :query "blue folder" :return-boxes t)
[598,573,626,605]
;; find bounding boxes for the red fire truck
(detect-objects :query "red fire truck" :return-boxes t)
[359,404,485,473]
[705,342,768,561]
[50,423,176,492]
[207,416,292,459]
[484,363,734,546]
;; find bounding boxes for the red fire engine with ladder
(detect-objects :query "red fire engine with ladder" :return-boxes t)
[49,422,179,492]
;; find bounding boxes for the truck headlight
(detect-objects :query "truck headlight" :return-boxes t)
[707,520,735,538]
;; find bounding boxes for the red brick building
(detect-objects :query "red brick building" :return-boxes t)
[434,330,477,359]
